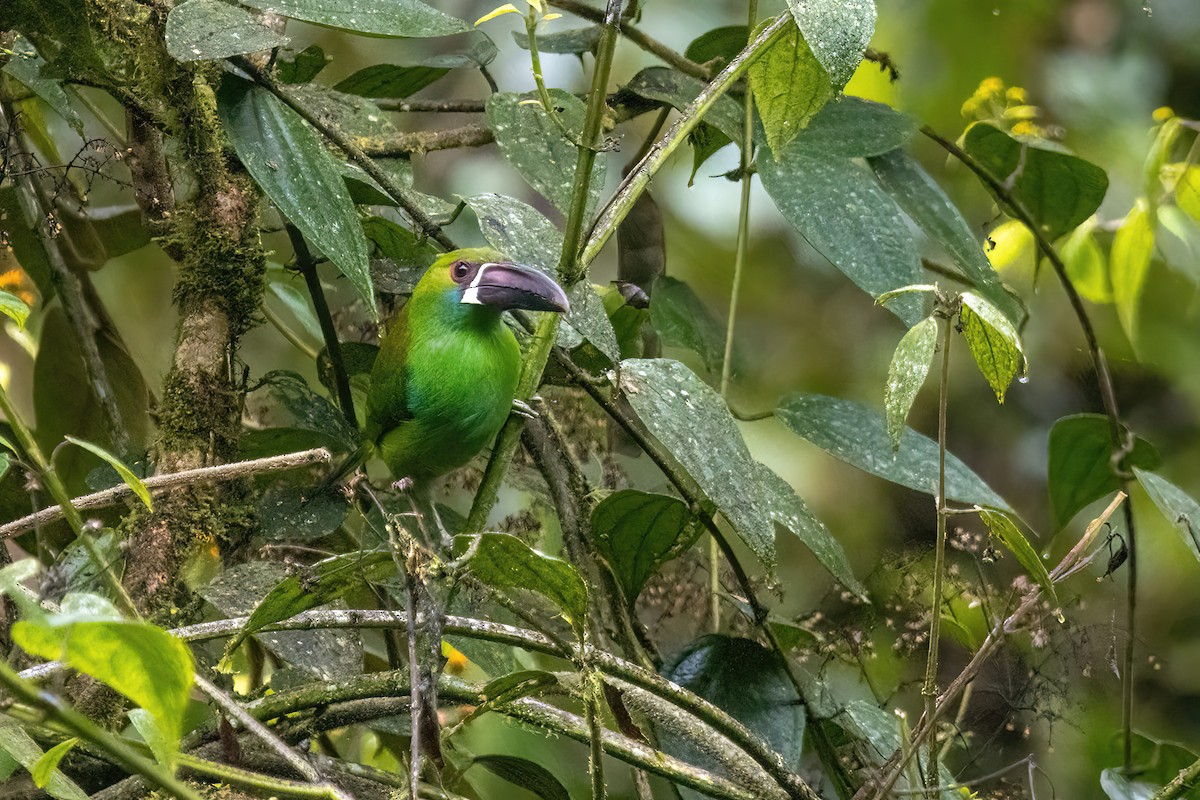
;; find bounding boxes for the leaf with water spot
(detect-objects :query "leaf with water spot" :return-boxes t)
[884,316,937,451]
[1047,414,1159,529]
[785,0,876,90]
[165,0,287,62]
[748,19,831,155]
[239,0,469,37]
[959,291,1025,403]
[1134,468,1200,565]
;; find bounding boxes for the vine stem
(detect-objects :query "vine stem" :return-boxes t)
[710,0,759,635]
[923,313,953,797]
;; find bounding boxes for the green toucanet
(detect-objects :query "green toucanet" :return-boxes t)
[360,247,569,485]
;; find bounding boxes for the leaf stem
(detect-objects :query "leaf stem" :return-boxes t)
[547,0,710,80]
[922,314,952,797]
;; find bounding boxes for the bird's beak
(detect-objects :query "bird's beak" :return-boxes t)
[460,262,571,313]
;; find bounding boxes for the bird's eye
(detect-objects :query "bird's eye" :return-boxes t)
[451,261,471,282]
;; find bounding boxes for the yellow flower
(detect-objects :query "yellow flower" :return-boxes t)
[1153,106,1175,123]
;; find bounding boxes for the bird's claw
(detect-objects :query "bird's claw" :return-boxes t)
[392,476,415,493]
[511,398,540,420]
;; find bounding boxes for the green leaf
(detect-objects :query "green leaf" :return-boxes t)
[776,393,1014,512]
[1177,165,1200,222]
[513,26,601,55]
[464,193,619,361]
[619,359,776,564]
[0,718,88,800]
[1134,468,1200,565]
[238,0,469,37]
[660,635,804,800]
[31,739,77,789]
[364,216,439,292]
[1047,414,1160,528]
[869,149,1024,326]
[748,19,832,154]
[649,276,727,374]
[13,594,194,767]
[470,755,571,800]
[685,26,748,67]
[256,481,349,543]
[0,290,31,329]
[1060,221,1113,303]
[454,533,589,635]
[276,45,329,83]
[2,36,82,133]
[623,67,742,141]
[251,370,358,451]
[885,316,938,450]
[227,551,393,655]
[962,123,1109,241]
[1111,201,1155,346]
[128,709,172,769]
[1100,768,1160,800]
[785,0,876,90]
[592,490,700,602]
[333,64,448,99]
[977,510,1058,607]
[485,89,605,219]
[0,186,53,297]
[63,436,152,511]
[959,291,1025,403]
[165,0,287,62]
[217,79,375,319]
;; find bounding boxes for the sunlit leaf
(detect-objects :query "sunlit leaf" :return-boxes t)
[128,709,172,770]
[476,3,520,26]
[748,19,832,154]
[240,0,469,37]
[165,0,287,62]
[63,436,151,511]
[0,290,31,329]
[0,719,88,800]
[1111,201,1154,346]
[31,739,77,789]
[218,79,375,319]
[776,393,1013,512]
[959,291,1025,403]
[978,510,1058,606]
[591,490,699,603]
[884,316,937,450]
[1134,468,1200,565]
[1100,768,1159,800]
[1047,414,1159,529]
[785,0,876,90]
[1177,165,1200,222]
[454,533,589,635]
[1060,221,1113,304]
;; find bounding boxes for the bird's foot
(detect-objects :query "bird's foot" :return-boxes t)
[511,397,540,420]
[392,476,415,494]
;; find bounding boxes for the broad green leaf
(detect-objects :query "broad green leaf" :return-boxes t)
[13,594,194,767]
[1134,468,1200,564]
[513,26,601,55]
[0,187,53,297]
[276,45,329,83]
[660,635,804,800]
[364,216,439,292]
[464,193,619,361]
[0,290,31,329]
[239,0,469,37]
[1111,202,1154,346]
[1177,165,1200,222]
[748,19,832,154]
[128,709,172,770]
[479,670,559,703]
[2,36,82,133]
[387,30,499,69]
[687,123,732,184]
[623,67,743,142]
[836,701,956,790]
[0,719,88,800]
[228,551,393,655]
[1100,768,1159,800]
[962,123,1109,241]
[485,89,605,218]
[884,316,938,450]
[334,64,448,99]
[869,149,1023,326]
[649,276,727,374]
[165,0,287,62]
[619,359,776,564]
[685,25,748,67]
[978,510,1058,607]
[217,79,375,319]
[0,748,17,782]
[63,436,151,511]
[591,490,700,602]
[251,370,357,451]
[959,291,1025,403]
[773,97,918,159]
[1156,205,1200,282]
[1047,414,1160,528]
[470,755,571,800]
[454,533,589,635]
[31,739,77,789]
[1060,221,1113,303]
[256,481,348,543]
[776,393,1013,512]
[785,0,876,90]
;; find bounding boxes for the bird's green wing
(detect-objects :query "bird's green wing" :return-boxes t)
[366,304,415,444]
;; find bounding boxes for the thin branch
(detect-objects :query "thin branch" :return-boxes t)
[371,98,486,113]
[547,0,711,80]
[0,448,332,540]
[359,123,494,157]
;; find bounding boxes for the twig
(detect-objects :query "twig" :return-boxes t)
[286,225,357,430]
[547,0,711,81]
[371,98,486,113]
[0,448,332,540]
[359,123,494,157]
[231,57,455,250]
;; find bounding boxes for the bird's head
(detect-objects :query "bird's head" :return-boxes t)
[415,247,570,315]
